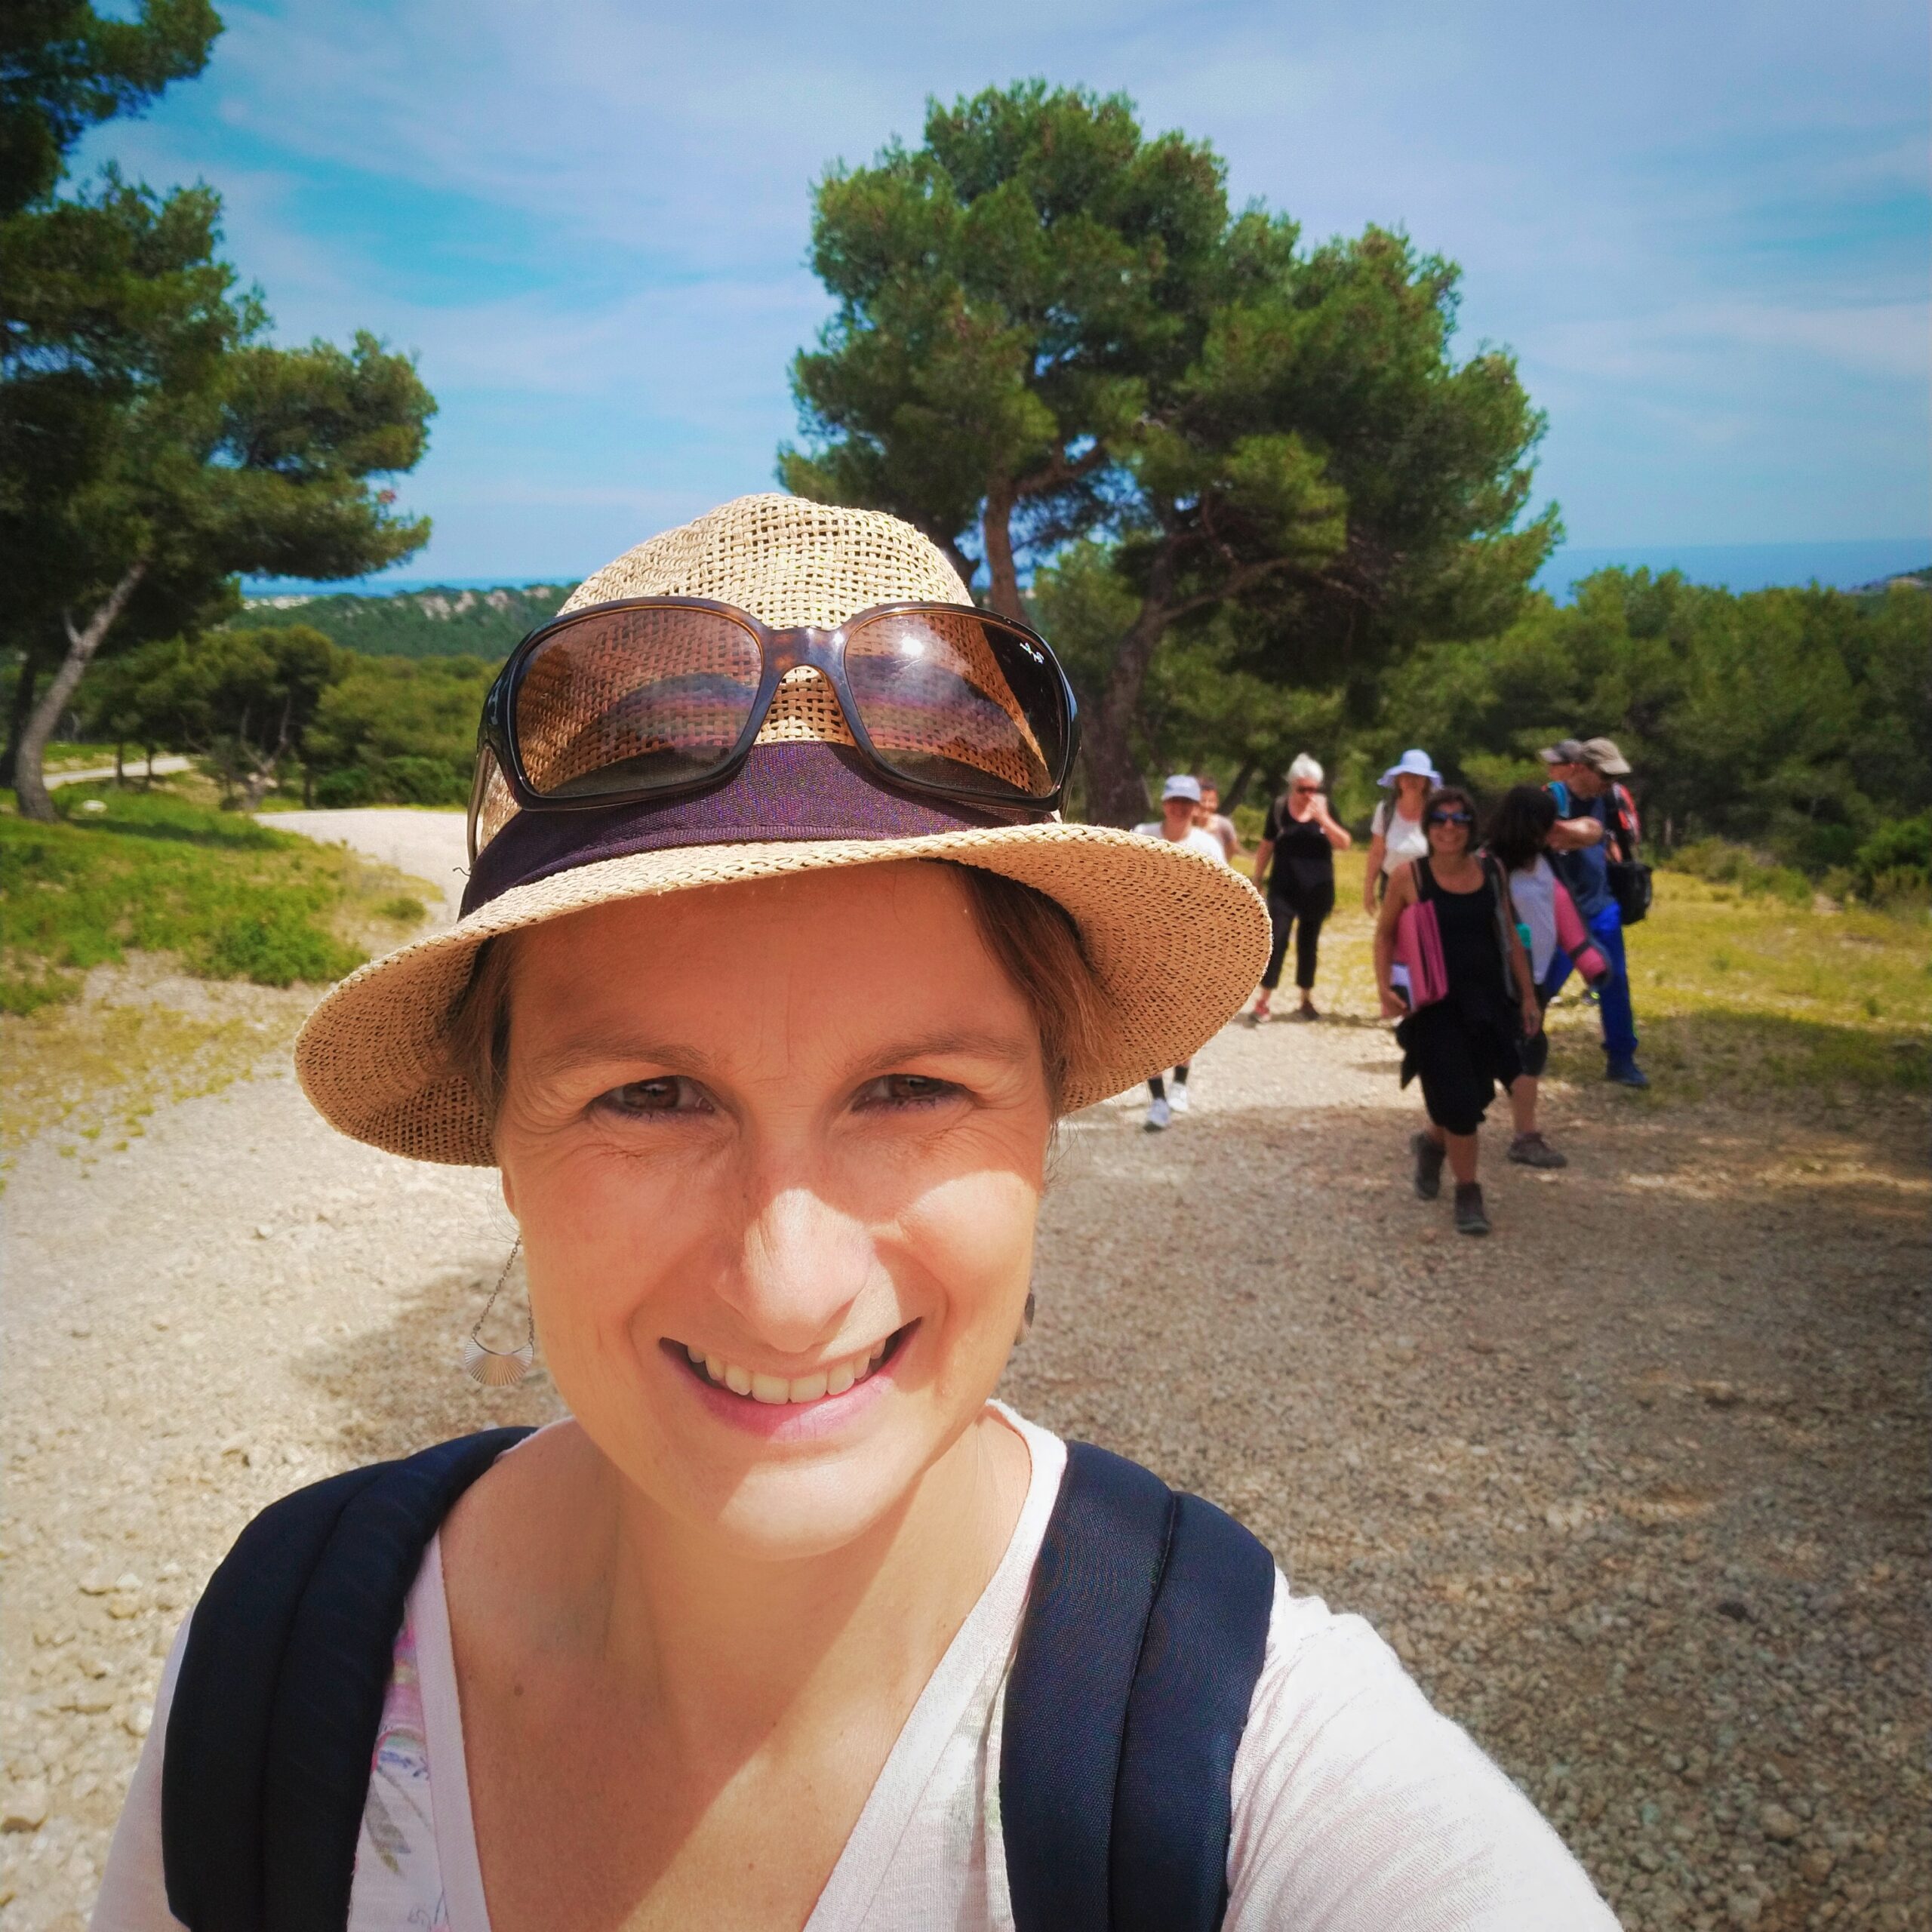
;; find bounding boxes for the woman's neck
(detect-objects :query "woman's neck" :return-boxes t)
[458,1409,1030,1764]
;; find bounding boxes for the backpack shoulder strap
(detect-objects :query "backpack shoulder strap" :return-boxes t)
[162,1426,534,1932]
[1001,1441,1275,1932]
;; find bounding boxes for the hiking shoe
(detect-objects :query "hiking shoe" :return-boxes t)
[1606,1060,1651,1089]
[1145,1097,1172,1131]
[1508,1132,1569,1169]
[1288,1003,1319,1023]
[1168,1082,1191,1115]
[1411,1131,1445,1200]
[1454,1183,1491,1235]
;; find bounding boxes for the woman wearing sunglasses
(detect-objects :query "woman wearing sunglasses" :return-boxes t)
[1374,784,1543,1235]
[1248,753,1352,1023]
[99,498,1611,1930]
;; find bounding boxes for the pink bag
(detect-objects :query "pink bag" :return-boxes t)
[1552,880,1611,988]
[1395,897,1448,1009]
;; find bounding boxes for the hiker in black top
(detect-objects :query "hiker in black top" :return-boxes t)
[1249,754,1352,1021]
[1373,784,1541,1235]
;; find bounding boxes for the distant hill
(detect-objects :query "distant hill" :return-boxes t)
[238,583,570,660]
[1850,565,1931,600]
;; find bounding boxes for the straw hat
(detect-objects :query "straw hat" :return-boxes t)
[295,494,1269,1164]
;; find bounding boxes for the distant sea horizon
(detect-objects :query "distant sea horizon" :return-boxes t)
[242,536,1932,605]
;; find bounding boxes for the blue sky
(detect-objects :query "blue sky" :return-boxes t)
[84,0,1930,586]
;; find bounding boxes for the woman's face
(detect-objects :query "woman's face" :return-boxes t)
[494,863,1052,1563]
[1426,801,1472,857]
[1395,773,1430,813]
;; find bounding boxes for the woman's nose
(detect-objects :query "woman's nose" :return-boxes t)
[724,1184,875,1355]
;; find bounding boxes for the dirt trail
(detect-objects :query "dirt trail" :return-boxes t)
[2,812,1925,1930]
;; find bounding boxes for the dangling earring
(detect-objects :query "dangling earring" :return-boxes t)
[1015,1290,1036,1346]
[463,1237,536,1387]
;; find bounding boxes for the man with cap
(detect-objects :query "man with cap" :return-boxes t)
[1542,737,1647,1087]
[1136,774,1230,1125]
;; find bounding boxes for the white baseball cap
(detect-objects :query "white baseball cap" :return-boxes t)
[1161,774,1204,804]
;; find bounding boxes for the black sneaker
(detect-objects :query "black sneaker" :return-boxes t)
[1605,1060,1650,1089]
[1454,1183,1491,1235]
[1412,1131,1445,1201]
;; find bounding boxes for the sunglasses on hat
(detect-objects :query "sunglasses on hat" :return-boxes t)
[469,597,1080,864]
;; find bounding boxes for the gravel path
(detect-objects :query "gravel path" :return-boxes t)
[2,814,1925,1930]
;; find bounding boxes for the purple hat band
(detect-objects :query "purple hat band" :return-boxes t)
[460,742,1039,918]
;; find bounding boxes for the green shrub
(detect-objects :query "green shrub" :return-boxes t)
[1852,814,1931,904]
[1665,838,1810,906]
[1,791,366,1009]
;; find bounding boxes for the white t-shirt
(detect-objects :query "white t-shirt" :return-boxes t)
[1372,798,1431,875]
[1509,855,1560,983]
[95,1409,1614,1930]
[1133,821,1230,866]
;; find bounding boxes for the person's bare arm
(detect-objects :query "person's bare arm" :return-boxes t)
[1374,864,1413,1017]
[1547,815,1604,852]
[1251,838,1274,894]
[1361,832,1386,912]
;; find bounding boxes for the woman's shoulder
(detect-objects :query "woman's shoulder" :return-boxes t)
[1226,1577,1616,1927]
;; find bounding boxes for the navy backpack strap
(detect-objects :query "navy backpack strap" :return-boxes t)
[1001,1441,1275,1932]
[162,1426,534,1931]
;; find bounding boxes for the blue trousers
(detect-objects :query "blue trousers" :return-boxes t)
[1546,901,1639,1065]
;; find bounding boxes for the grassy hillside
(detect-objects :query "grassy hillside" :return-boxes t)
[240,583,569,660]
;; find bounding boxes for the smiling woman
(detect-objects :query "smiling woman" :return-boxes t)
[95,495,1615,1931]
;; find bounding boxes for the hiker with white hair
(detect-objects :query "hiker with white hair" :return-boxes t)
[1250,754,1352,1022]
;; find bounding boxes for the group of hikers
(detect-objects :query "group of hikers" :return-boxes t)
[1137,738,1650,1236]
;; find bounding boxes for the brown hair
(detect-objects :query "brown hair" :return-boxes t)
[444,863,1106,1140]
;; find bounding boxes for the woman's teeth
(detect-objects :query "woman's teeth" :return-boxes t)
[685,1337,891,1404]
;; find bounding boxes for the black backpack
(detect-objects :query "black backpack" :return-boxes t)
[160,1429,1274,1932]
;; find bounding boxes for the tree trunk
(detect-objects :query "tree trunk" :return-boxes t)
[1081,552,1180,826]
[13,563,147,823]
[981,483,1025,620]
[1223,755,1260,814]
[2,657,41,791]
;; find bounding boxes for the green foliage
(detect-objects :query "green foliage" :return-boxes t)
[304,654,493,806]
[241,583,568,660]
[1365,570,1931,875]
[2,36,438,815]
[785,82,1230,598]
[784,81,1555,822]
[0,0,221,215]
[1851,813,1930,904]
[1667,839,1812,907]
[82,623,343,797]
[0,787,364,1012]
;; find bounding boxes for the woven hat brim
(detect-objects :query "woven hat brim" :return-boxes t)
[294,826,1270,1164]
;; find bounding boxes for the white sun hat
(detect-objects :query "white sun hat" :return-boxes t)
[1378,748,1442,789]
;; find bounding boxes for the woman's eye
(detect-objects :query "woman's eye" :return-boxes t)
[598,1077,706,1117]
[860,1074,958,1110]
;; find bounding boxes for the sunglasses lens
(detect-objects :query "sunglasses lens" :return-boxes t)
[843,611,1069,801]
[512,606,763,799]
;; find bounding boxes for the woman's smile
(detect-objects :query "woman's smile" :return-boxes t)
[658,1321,919,1438]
